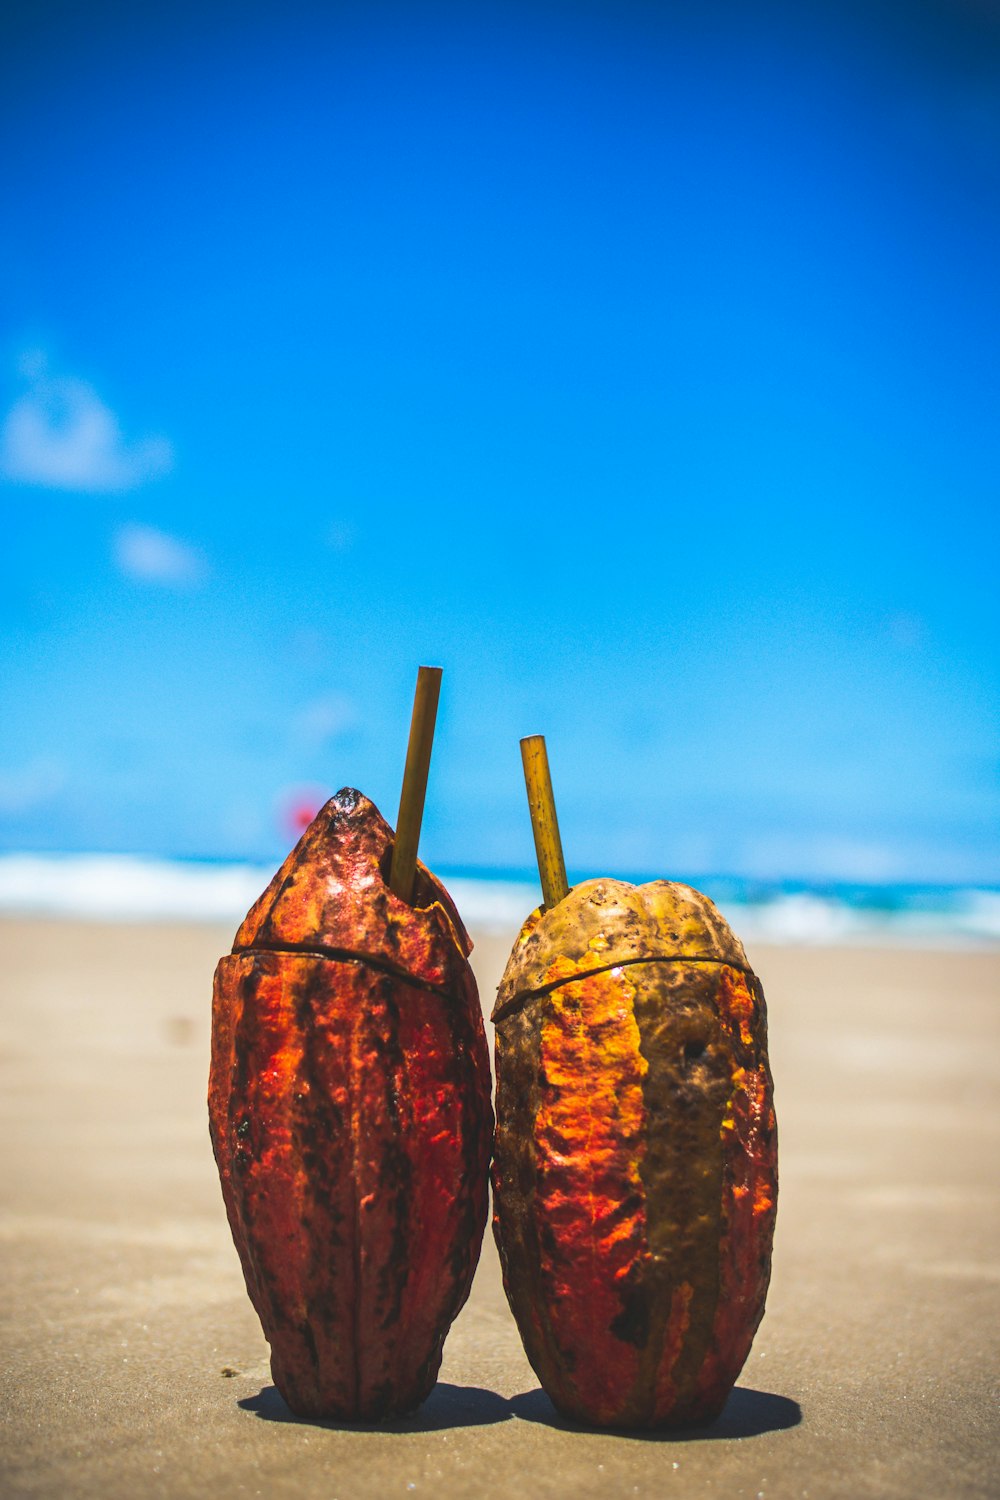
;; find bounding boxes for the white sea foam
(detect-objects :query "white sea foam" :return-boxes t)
[0,853,538,931]
[0,853,997,946]
[444,877,541,934]
[0,853,270,924]
[718,891,1000,948]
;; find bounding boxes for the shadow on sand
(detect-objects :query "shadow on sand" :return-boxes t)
[240,1381,800,1439]
[239,1381,512,1432]
[510,1384,802,1440]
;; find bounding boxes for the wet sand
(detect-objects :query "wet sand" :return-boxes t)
[1,917,998,1499]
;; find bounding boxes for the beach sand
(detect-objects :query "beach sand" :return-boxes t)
[1,917,997,1499]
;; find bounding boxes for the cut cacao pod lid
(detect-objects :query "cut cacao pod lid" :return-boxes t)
[493,877,749,1019]
[234,787,472,991]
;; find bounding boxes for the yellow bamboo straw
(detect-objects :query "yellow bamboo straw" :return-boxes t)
[389,666,443,904]
[520,734,570,910]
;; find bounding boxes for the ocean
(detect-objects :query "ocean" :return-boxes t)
[0,852,997,947]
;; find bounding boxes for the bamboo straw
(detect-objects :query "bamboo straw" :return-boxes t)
[520,734,570,910]
[389,666,443,903]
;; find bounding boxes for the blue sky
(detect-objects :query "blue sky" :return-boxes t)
[2,1,998,884]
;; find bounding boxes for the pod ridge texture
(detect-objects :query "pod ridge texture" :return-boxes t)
[492,878,777,1428]
[209,788,494,1420]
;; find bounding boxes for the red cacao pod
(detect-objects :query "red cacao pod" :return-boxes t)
[209,787,493,1420]
[491,878,777,1428]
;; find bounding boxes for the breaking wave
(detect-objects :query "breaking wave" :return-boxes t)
[0,853,997,946]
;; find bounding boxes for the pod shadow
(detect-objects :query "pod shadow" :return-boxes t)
[509,1385,802,1440]
[239,1381,513,1432]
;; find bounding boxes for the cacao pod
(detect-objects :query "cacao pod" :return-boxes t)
[491,878,777,1428]
[209,787,493,1420]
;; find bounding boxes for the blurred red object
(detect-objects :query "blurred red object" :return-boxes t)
[278,785,330,841]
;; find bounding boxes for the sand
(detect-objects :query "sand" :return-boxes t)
[1,916,998,1500]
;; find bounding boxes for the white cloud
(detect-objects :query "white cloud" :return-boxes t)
[886,612,926,649]
[292,692,358,748]
[0,758,67,815]
[326,520,357,552]
[0,355,172,492]
[738,831,903,883]
[114,523,208,587]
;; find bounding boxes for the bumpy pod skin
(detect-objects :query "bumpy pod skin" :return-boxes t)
[209,788,493,1421]
[491,878,777,1429]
